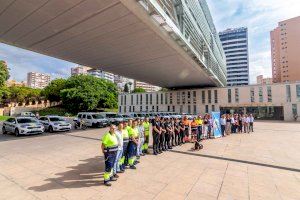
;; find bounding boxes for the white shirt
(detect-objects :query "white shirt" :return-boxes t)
[231,117,235,123]
[115,130,123,150]
[220,118,226,125]
[249,117,254,123]
[138,125,145,139]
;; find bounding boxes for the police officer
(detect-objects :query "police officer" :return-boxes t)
[174,118,180,146]
[152,116,161,155]
[160,118,166,152]
[143,117,150,154]
[127,120,139,169]
[179,118,185,145]
[165,118,172,150]
[120,122,129,171]
[101,124,118,186]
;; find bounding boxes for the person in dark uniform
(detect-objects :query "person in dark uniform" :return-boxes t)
[170,118,175,146]
[165,118,172,150]
[160,118,166,151]
[174,118,180,146]
[152,116,161,155]
[179,118,185,145]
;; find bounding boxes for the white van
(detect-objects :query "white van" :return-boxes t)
[74,112,109,128]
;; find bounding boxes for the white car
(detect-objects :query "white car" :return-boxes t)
[2,117,44,136]
[74,113,110,128]
[39,116,72,132]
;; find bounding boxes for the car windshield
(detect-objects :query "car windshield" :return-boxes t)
[92,114,104,119]
[17,118,37,124]
[49,117,65,122]
[106,114,117,118]
[115,115,123,118]
[122,115,130,117]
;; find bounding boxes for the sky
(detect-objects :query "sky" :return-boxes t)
[0,0,300,83]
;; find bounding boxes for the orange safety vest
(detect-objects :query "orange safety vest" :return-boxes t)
[191,121,198,130]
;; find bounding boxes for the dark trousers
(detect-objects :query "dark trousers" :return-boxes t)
[175,133,179,145]
[164,133,170,149]
[127,141,137,158]
[249,122,254,132]
[197,126,202,141]
[221,125,225,136]
[179,131,184,144]
[231,124,235,133]
[159,133,165,151]
[152,132,160,153]
[122,141,129,166]
[104,151,117,175]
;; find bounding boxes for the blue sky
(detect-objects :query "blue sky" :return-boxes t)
[0,0,299,83]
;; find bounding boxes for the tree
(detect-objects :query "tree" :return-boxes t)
[42,78,67,102]
[60,75,118,113]
[132,87,146,93]
[124,83,129,93]
[0,61,10,87]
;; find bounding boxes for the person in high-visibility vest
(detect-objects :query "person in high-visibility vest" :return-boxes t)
[120,122,129,171]
[191,118,198,142]
[101,124,118,186]
[127,120,139,169]
[142,117,150,154]
[183,116,190,143]
[195,116,203,142]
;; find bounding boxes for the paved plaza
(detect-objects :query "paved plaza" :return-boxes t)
[0,121,299,200]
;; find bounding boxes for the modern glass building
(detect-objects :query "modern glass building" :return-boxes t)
[219,27,249,86]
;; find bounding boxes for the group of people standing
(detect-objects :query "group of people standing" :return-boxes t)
[101,113,254,186]
[101,118,150,186]
[220,113,254,136]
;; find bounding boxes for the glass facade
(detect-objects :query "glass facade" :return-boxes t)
[296,85,300,101]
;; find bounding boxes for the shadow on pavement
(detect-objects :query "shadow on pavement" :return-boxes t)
[28,156,105,191]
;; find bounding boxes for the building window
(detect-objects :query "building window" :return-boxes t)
[182,92,186,104]
[170,93,173,104]
[150,94,153,104]
[124,96,127,105]
[146,94,148,104]
[136,94,139,105]
[121,96,123,105]
[267,86,272,102]
[177,92,180,104]
[193,91,196,104]
[187,91,191,104]
[180,105,183,113]
[250,88,255,103]
[129,106,131,112]
[172,106,175,112]
[235,88,239,103]
[152,106,154,111]
[188,105,191,114]
[119,106,121,113]
[214,90,218,104]
[168,106,170,112]
[208,90,211,104]
[146,106,148,111]
[161,93,163,104]
[156,94,158,104]
[193,105,197,114]
[212,105,215,112]
[286,85,291,102]
[205,105,209,113]
[140,106,142,111]
[228,89,232,103]
[140,94,142,104]
[165,93,168,104]
[124,106,126,113]
[202,91,205,104]
[156,106,159,112]
[292,104,298,116]
[133,106,135,112]
[130,95,133,105]
[259,87,263,102]
[297,85,300,101]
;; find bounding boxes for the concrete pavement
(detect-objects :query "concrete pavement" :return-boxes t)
[0,122,299,200]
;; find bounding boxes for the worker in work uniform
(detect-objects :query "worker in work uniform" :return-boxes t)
[170,118,176,146]
[124,121,132,167]
[143,117,150,154]
[152,116,161,155]
[191,118,198,142]
[183,116,190,143]
[195,116,203,142]
[160,118,166,151]
[179,118,185,145]
[165,118,173,150]
[101,125,118,186]
[127,120,139,169]
[120,122,129,171]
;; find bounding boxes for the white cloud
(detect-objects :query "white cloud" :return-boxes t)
[207,0,300,83]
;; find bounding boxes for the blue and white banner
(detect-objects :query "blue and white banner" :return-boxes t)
[211,112,222,138]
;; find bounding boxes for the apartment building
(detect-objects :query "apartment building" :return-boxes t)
[134,81,161,92]
[27,72,50,89]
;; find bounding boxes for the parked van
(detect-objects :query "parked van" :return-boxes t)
[74,112,109,128]
[98,112,123,125]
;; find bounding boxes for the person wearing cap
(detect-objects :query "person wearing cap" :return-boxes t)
[101,124,118,186]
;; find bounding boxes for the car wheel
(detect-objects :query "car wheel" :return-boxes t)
[2,126,7,134]
[15,128,19,137]
[49,126,54,133]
